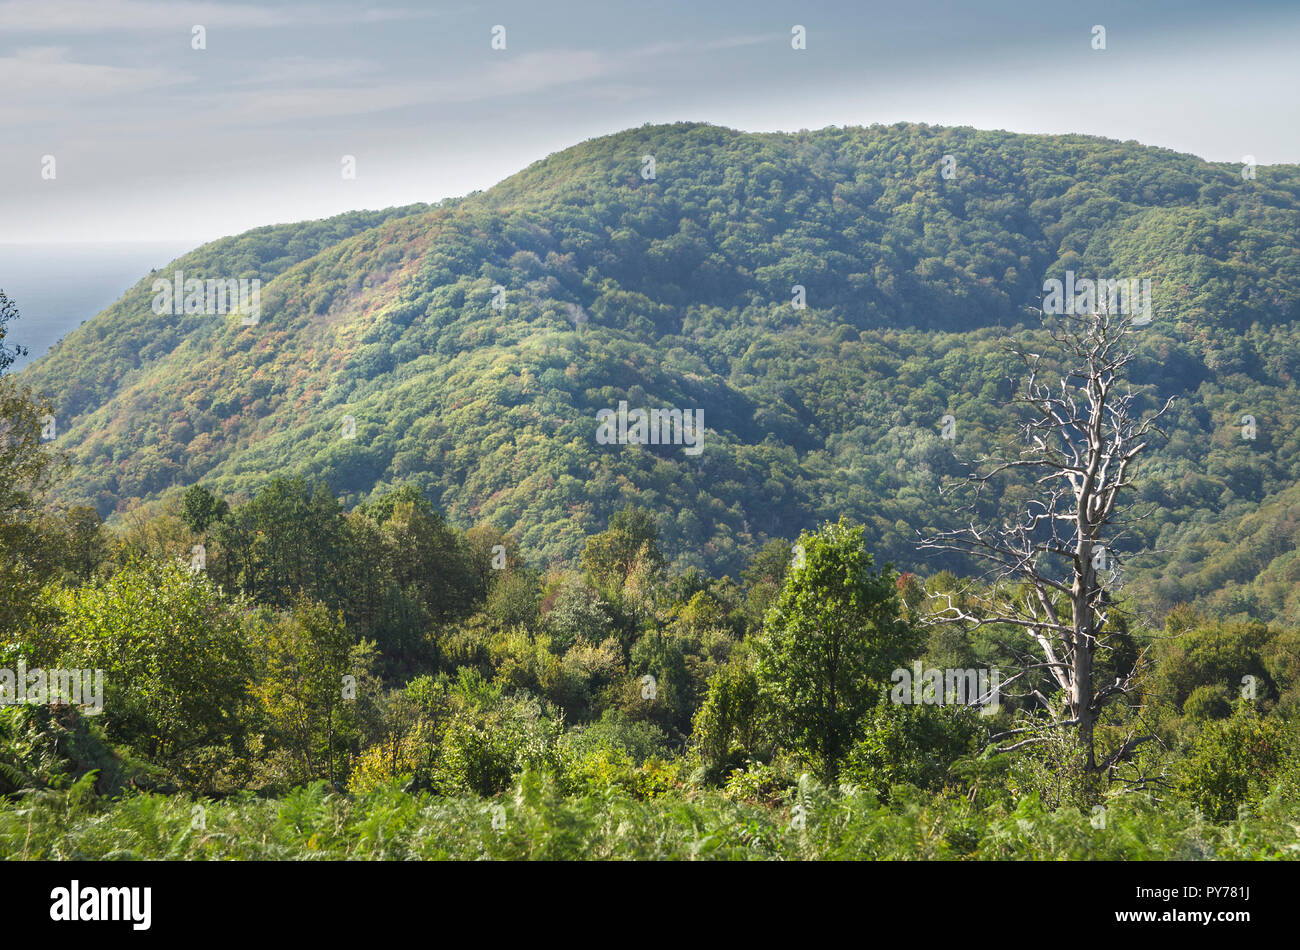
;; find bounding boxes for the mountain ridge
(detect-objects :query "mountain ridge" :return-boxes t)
[16,122,1300,619]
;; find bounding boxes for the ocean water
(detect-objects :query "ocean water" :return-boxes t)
[0,242,196,372]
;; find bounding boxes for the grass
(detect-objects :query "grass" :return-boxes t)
[3,771,1299,860]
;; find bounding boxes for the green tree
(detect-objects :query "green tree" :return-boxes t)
[466,523,521,598]
[755,518,917,782]
[370,488,475,622]
[54,557,252,769]
[741,537,794,629]
[181,483,230,536]
[843,698,980,801]
[254,598,371,788]
[691,653,765,779]
[57,505,109,582]
[544,579,614,653]
[0,365,61,635]
[236,477,349,606]
[581,506,664,594]
[486,570,541,630]
[434,668,563,796]
[0,288,27,373]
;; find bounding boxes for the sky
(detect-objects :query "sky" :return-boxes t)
[1,0,1298,245]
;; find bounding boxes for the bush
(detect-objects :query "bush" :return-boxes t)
[560,709,671,764]
[51,557,253,780]
[433,676,562,796]
[722,759,795,807]
[555,710,677,797]
[842,699,980,801]
[1005,726,1101,811]
[1183,683,1234,722]
[348,732,430,795]
[690,655,765,781]
[1176,700,1287,821]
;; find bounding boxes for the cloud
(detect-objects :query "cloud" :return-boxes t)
[475,50,610,100]
[225,56,383,87]
[173,50,616,126]
[0,0,438,31]
[0,45,180,97]
[700,33,779,51]
[632,33,779,59]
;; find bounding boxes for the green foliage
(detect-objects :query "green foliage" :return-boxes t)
[1146,619,1278,718]
[204,478,479,671]
[741,538,793,628]
[433,673,563,796]
[626,630,693,737]
[1005,728,1102,812]
[1176,700,1289,821]
[215,477,350,609]
[5,773,1296,860]
[580,506,665,627]
[559,709,671,766]
[252,599,373,789]
[555,742,681,800]
[9,117,1300,857]
[756,519,918,781]
[0,705,131,796]
[842,698,981,802]
[52,557,252,777]
[22,124,1300,596]
[5,463,1298,861]
[485,571,541,630]
[180,483,229,535]
[722,759,796,806]
[542,579,615,652]
[581,507,664,583]
[0,376,62,634]
[0,288,26,373]
[691,654,766,779]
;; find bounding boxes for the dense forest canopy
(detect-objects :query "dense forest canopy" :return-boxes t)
[16,123,1300,628]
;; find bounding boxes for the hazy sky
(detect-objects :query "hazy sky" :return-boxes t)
[2,0,1298,244]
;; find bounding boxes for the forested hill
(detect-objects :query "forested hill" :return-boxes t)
[17,122,1300,619]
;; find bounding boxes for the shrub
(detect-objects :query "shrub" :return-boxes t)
[434,685,562,797]
[842,699,980,801]
[1177,700,1287,821]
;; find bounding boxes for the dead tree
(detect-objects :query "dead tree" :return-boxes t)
[920,306,1172,770]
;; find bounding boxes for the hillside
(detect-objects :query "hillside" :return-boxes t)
[17,122,1300,616]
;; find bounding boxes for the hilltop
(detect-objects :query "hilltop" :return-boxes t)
[17,122,1300,619]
